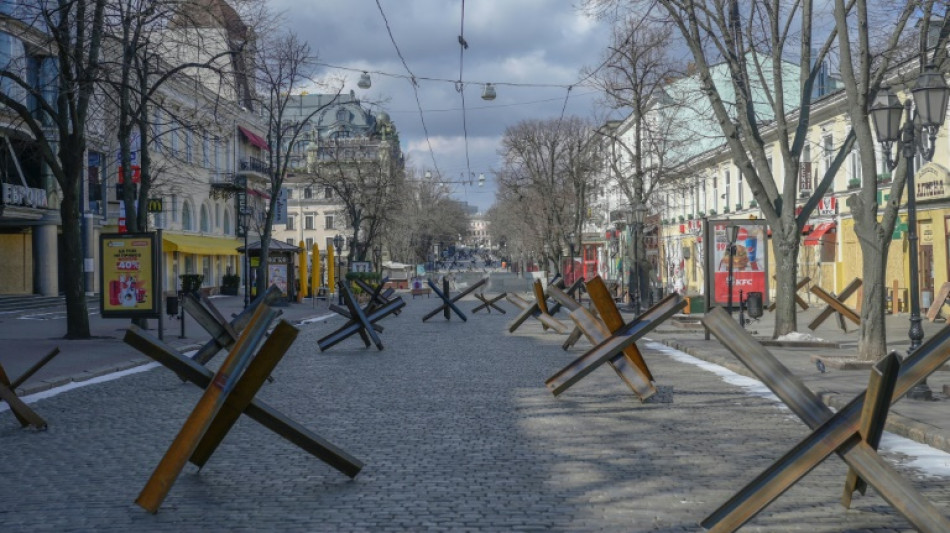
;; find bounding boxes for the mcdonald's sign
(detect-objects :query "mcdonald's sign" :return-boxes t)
[147,198,163,213]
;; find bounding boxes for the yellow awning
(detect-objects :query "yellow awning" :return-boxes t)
[163,233,242,256]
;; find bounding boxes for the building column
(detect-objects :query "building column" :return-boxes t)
[33,223,58,296]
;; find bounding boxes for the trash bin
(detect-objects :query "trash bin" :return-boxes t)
[165,295,179,316]
[746,292,764,319]
[923,290,934,309]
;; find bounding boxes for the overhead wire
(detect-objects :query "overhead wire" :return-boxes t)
[374,0,442,178]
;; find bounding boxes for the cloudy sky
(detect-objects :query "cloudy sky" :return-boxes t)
[269,0,615,211]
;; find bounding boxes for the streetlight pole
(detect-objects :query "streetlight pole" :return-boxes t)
[241,207,250,309]
[870,65,950,401]
[726,225,739,317]
[333,234,344,305]
[632,204,647,314]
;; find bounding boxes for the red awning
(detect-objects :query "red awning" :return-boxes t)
[238,126,270,151]
[804,222,835,245]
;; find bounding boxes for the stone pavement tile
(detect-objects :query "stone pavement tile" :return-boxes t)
[0,297,947,531]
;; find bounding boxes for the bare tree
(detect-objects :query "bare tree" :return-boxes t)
[499,116,598,276]
[831,1,948,359]
[589,16,698,301]
[0,0,108,337]
[253,31,341,296]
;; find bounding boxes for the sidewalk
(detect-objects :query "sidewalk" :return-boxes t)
[0,293,333,396]
[644,303,950,454]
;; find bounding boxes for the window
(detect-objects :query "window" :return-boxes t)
[286,188,293,199]
[850,148,862,187]
[304,187,313,199]
[287,216,295,230]
[324,187,333,199]
[153,108,163,153]
[712,177,718,212]
[185,129,193,163]
[171,194,178,222]
[225,139,231,172]
[223,210,231,235]
[203,134,210,167]
[325,215,334,229]
[305,215,314,230]
[738,171,744,207]
[326,236,335,250]
[214,138,220,171]
[200,204,210,232]
[182,201,193,230]
[725,170,731,210]
[823,134,834,188]
[185,254,195,274]
[215,204,220,228]
[306,237,314,249]
[202,257,211,285]
[286,238,295,245]
[336,108,349,122]
[170,122,179,155]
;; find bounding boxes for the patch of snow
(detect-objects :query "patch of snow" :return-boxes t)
[776,331,826,343]
[297,313,335,325]
[645,341,950,479]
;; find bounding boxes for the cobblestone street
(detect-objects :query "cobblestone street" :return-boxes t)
[0,297,945,532]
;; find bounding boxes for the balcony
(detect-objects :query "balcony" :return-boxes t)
[239,156,271,175]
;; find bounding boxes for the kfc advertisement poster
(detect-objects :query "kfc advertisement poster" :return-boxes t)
[713,224,767,305]
[99,232,160,318]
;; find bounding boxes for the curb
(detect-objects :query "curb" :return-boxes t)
[659,339,950,455]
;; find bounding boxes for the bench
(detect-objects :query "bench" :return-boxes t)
[411,287,431,298]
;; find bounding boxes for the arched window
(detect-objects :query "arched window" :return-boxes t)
[200,204,210,232]
[182,201,193,231]
[215,204,220,228]
[223,209,231,235]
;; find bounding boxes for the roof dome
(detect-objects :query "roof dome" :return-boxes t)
[376,111,391,125]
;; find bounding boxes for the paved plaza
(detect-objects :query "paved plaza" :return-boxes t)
[1,291,949,531]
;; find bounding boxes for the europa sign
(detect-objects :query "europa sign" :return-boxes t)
[99,232,160,319]
[2,183,48,208]
[915,163,950,201]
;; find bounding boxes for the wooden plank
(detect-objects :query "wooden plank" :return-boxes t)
[506,293,530,310]
[533,280,550,315]
[507,302,540,333]
[135,304,277,513]
[926,281,950,322]
[190,321,299,468]
[806,278,862,329]
[809,285,861,327]
[123,326,363,478]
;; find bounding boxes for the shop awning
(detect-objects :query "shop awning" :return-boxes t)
[163,234,242,256]
[238,126,270,151]
[804,222,835,245]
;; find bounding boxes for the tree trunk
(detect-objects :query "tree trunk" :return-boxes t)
[857,248,888,361]
[60,168,91,339]
[771,228,799,338]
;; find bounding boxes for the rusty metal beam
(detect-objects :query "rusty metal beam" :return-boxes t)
[544,292,684,396]
[124,326,363,479]
[701,308,950,532]
[135,303,277,513]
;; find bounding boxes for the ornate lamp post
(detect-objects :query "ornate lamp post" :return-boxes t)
[333,234,344,305]
[870,64,950,400]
